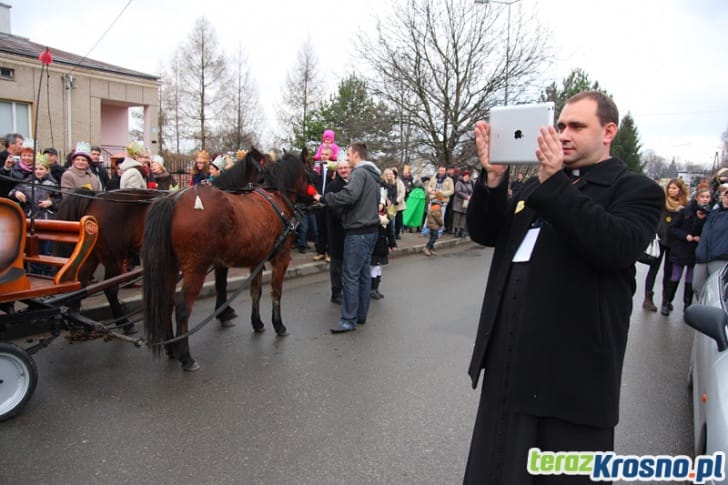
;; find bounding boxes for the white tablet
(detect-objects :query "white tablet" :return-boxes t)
[488,102,555,164]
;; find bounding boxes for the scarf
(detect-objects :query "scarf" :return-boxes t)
[665,196,683,213]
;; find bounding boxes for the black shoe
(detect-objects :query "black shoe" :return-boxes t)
[370,291,382,300]
[660,303,671,316]
[357,319,366,325]
[330,295,342,305]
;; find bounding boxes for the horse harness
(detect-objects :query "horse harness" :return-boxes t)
[250,186,303,259]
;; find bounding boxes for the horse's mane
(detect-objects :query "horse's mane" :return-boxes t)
[55,188,97,221]
[213,148,264,190]
[262,150,306,194]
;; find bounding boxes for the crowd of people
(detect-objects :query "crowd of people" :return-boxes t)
[640,171,728,316]
[6,90,728,482]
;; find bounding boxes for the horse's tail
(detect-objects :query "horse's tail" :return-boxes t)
[141,196,178,356]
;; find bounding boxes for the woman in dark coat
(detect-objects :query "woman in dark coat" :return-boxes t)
[661,185,710,315]
[325,162,350,304]
[641,178,688,311]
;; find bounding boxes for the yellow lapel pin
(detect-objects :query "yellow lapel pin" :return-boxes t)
[515,200,525,214]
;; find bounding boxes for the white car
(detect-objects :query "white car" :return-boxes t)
[684,265,728,484]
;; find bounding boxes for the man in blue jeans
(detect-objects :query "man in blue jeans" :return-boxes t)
[314,142,381,333]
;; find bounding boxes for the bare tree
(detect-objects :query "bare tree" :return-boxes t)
[178,17,228,151]
[216,45,261,151]
[356,0,549,166]
[160,51,186,154]
[641,150,669,180]
[278,38,324,148]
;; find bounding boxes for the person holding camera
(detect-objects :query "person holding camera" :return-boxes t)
[661,185,711,315]
[463,91,663,484]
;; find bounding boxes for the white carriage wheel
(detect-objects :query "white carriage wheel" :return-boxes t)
[0,342,38,422]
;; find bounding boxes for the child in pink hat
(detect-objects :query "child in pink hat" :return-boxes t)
[313,129,340,162]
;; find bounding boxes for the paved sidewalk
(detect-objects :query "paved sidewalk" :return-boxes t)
[83,231,474,313]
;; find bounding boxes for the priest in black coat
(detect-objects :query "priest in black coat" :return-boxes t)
[463,91,663,484]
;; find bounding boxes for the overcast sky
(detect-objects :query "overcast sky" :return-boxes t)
[9,0,727,165]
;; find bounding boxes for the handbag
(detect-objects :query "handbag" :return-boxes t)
[637,235,660,265]
[386,204,398,220]
[462,198,469,209]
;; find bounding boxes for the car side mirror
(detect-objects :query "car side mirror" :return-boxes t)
[684,304,728,352]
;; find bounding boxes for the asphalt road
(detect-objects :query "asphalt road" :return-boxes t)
[0,243,694,484]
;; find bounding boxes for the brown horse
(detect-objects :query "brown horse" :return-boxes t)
[55,149,265,333]
[55,189,159,333]
[141,151,312,371]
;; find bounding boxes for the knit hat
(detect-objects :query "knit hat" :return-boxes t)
[322,129,335,143]
[151,154,165,168]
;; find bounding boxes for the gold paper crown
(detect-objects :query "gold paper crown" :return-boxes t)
[127,140,146,158]
[195,150,210,162]
[22,137,35,150]
[35,152,50,167]
[236,149,247,161]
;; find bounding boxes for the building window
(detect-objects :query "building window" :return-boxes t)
[0,67,14,80]
[0,101,31,138]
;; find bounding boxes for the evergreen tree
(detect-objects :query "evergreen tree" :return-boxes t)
[312,74,394,162]
[612,112,642,173]
[539,68,608,118]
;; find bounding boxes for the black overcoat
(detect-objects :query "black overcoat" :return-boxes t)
[466,158,663,428]
[325,175,347,261]
[669,200,706,266]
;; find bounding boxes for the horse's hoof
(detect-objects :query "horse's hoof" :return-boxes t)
[182,360,200,372]
[220,319,236,328]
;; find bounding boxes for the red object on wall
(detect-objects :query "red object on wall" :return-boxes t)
[38,48,53,65]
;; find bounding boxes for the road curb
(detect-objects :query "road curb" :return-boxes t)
[83,236,473,320]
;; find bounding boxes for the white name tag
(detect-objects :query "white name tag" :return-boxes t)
[512,227,541,262]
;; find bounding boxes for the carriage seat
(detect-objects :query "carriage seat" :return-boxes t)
[0,199,99,303]
[0,198,29,289]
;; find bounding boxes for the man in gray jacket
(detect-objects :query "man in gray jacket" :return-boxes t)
[315,142,381,333]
